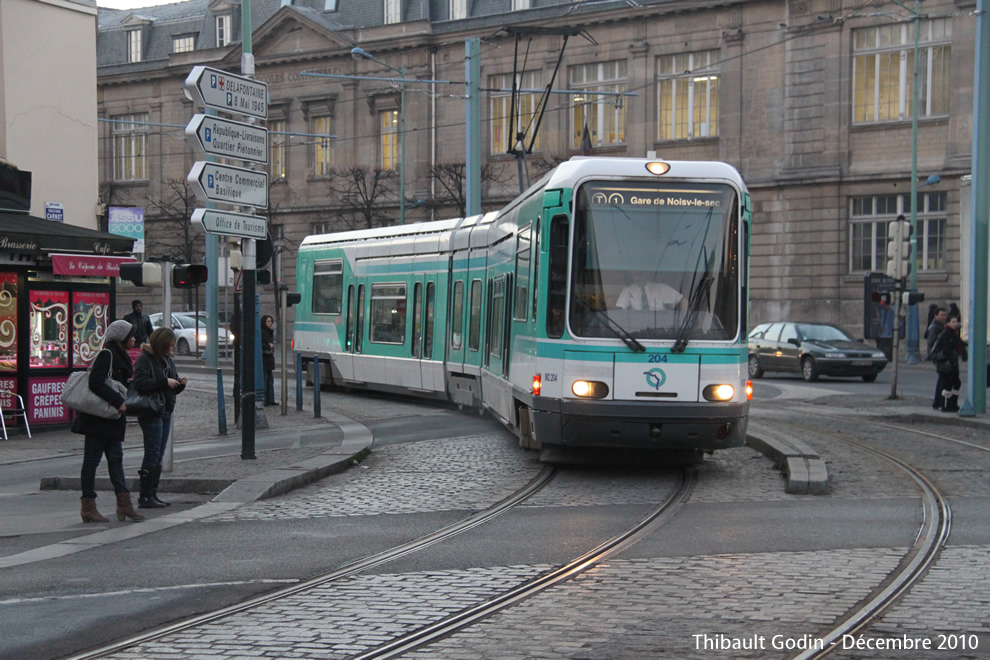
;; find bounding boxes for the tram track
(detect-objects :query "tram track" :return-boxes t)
[67,465,558,660]
[763,410,969,660]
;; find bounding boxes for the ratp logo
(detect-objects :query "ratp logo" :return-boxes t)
[644,368,666,390]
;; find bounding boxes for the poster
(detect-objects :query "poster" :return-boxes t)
[27,377,70,424]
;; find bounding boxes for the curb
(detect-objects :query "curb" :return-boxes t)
[746,425,830,496]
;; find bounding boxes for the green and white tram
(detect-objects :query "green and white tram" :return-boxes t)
[295,157,752,456]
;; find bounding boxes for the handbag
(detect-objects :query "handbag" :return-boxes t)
[124,385,166,418]
[60,350,127,419]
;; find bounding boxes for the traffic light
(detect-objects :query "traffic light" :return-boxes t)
[118,262,162,286]
[172,264,208,288]
[256,269,271,285]
[885,217,913,280]
[902,291,926,306]
[285,292,301,307]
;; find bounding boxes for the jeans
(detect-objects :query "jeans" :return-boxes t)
[138,412,172,470]
[81,435,127,499]
[264,370,276,405]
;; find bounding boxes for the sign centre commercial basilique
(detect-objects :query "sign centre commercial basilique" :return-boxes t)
[184,65,269,239]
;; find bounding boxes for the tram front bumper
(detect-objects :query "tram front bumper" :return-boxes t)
[530,399,749,450]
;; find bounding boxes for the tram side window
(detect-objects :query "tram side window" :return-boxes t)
[468,279,482,351]
[547,215,568,338]
[355,285,365,353]
[412,283,423,357]
[513,225,531,321]
[345,284,355,351]
[425,282,435,359]
[451,280,464,349]
[313,260,343,315]
[370,284,407,344]
[490,277,505,357]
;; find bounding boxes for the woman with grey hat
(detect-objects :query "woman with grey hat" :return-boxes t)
[73,319,145,523]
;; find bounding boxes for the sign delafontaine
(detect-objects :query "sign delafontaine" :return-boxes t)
[184,66,268,120]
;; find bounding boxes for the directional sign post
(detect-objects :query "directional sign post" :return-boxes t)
[186,114,268,164]
[192,208,268,240]
[184,66,268,119]
[188,161,269,209]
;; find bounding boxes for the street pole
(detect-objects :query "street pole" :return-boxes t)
[904,0,923,364]
[240,0,258,458]
[961,0,990,416]
[465,38,481,216]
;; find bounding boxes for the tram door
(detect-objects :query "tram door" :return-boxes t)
[485,274,513,380]
[410,276,440,392]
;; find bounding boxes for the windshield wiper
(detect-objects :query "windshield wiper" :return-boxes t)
[671,271,714,353]
[576,297,645,353]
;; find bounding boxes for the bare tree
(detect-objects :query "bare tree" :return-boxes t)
[145,179,204,309]
[97,180,125,233]
[321,167,397,230]
[527,153,568,180]
[426,162,506,218]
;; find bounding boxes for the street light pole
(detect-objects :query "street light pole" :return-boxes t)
[352,47,406,225]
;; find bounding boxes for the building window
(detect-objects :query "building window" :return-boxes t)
[172,35,195,53]
[216,14,232,47]
[512,0,530,8]
[370,284,407,344]
[450,0,467,20]
[312,221,332,235]
[489,72,541,155]
[570,60,627,149]
[384,0,401,24]
[379,110,398,170]
[853,19,951,124]
[112,113,148,181]
[657,50,719,141]
[127,30,142,63]
[312,116,332,177]
[850,192,947,273]
[268,119,287,180]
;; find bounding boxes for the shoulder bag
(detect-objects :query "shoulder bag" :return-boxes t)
[60,350,127,419]
[124,362,167,418]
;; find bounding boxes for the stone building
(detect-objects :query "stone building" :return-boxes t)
[96,0,975,336]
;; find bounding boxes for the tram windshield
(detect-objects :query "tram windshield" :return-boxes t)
[569,180,740,342]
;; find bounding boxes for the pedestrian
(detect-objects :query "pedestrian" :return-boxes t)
[73,320,145,523]
[875,300,894,360]
[926,306,948,409]
[132,327,187,508]
[261,314,277,406]
[123,299,155,346]
[931,313,967,413]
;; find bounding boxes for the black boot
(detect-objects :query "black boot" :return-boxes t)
[150,466,170,507]
[942,395,960,413]
[138,468,165,509]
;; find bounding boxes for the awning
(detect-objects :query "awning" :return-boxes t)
[0,212,135,256]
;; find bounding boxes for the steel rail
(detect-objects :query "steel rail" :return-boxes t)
[770,416,954,660]
[354,465,696,660]
[66,465,557,660]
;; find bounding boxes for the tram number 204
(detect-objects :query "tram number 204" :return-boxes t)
[647,354,668,363]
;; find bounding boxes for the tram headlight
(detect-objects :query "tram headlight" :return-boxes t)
[645,161,671,175]
[702,384,735,402]
[571,380,609,399]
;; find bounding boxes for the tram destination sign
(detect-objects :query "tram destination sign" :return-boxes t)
[188,162,269,209]
[186,114,268,164]
[192,208,268,239]
[184,66,268,120]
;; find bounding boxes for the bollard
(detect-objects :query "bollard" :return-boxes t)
[313,357,321,418]
[217,368,228,435]
[296,351,304,412]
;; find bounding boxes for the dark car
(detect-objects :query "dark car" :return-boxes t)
[748,322,888,382]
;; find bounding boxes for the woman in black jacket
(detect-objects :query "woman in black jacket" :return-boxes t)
[261,314,277,406]
[933,314,967,413]
[132,327,186,508]
[74,320,144,523]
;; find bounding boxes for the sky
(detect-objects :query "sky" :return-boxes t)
[96,0,179,9]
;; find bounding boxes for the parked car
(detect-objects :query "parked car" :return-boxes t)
[149,313,233,356]
[748,322,888,382]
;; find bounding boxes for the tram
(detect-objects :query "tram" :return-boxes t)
[294,157,752,457]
